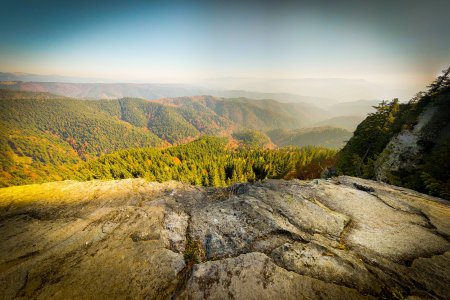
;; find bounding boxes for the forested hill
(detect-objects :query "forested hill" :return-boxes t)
[0,95,165,186]
[0,91,336,151]
[76,137,337,186]
[336,68,450,199]
[154,96,328,130]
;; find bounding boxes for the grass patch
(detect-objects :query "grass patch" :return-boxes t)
[183,233,205,265]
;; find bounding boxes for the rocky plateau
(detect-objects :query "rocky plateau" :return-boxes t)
[0,176,449,299]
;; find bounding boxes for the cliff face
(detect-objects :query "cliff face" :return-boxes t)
[375,104,437,182]
[1,177,449,299]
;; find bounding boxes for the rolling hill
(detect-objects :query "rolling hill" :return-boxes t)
[231,130,274,149]
[155,96,329,129]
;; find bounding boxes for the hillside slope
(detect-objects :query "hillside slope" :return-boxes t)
[0,96,164,186]
[0,176,449,299]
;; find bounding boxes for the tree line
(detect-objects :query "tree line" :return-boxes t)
[77,137,337,187]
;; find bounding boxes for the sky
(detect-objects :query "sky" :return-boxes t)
[0,0,449,100]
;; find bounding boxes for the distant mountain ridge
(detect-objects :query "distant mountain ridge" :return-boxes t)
[0,72,113,83]
[0,81,207,100]
[0,76,333,105]
[0,76,381,120]
[0,80,334,107]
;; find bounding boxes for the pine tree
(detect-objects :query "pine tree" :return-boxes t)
[427,67,450,94]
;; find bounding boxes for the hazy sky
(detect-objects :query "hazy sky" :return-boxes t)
[0,0,449,98]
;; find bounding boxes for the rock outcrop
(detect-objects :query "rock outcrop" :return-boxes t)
[375,105,437,182]
[372,86,450,200]
[0,177,449,299]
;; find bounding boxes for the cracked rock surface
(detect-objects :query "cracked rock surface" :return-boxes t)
[0,176,449,299]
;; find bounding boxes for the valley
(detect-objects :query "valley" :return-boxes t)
[1,68,448,198]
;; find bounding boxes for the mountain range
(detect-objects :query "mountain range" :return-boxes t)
[0,89,353,186]
[0,72,381,114]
